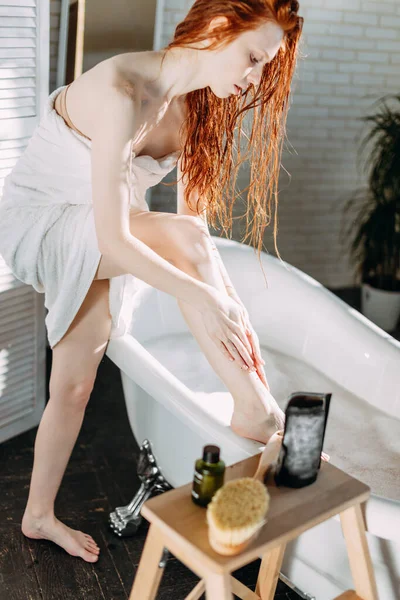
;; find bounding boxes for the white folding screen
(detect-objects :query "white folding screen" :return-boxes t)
[0,0,48,443]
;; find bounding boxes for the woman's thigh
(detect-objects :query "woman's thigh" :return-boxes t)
[50,278,111,398]
[94,210,206,281]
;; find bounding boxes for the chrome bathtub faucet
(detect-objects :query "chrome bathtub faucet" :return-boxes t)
[108,439,173,537]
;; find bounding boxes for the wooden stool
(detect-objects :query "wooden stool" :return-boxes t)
[129,454,379,600]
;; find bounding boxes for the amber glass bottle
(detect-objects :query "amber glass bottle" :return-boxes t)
[191,444,225,507]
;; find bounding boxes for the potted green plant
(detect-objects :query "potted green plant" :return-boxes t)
[341,93,400,332]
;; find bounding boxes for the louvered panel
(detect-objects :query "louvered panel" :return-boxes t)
[0,132,31,195]
[0,48,36,59]
[0,314,35,348]
[0,274,38,429]
[1,285,34,303]
[1,405,36,429]
[1,314,36,339]
[0,165,17,178]
[0,375,35,414]
[0,350,33,376]
[1,286,33,302]
[0,167,12,183]
[0,94,35,110]
[0,2,37,130]
[0,135,32,156]
[0,40,35,50]
[0,330,35,350]
[1,301,35,322]
[0,77,36,89]
[0,370,35,409]
[2,407,37,429]
[0,0,47,443]
[0,261,24,294]
[0,345,35,371]
[0,58,35,69]
[0,285,32,303]
[0,0,36,7]
[1,102,36,119]
[0,2,36,13]
[0,393,35,424]
[0,342,35,374]
[1,296,35,321]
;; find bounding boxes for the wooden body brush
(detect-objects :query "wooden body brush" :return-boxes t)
[206,430,284,556]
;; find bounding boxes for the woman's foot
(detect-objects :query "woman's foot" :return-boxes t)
[21,510,100,562]
[230,388,285,445]
[231,409,284,445]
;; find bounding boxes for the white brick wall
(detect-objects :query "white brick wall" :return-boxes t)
[153,0,400,287]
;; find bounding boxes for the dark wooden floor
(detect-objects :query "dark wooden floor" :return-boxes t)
[0,287,399,600]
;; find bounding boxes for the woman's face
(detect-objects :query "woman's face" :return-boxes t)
[209,21,284,98]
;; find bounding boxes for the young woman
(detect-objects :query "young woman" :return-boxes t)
[0,0,327,563]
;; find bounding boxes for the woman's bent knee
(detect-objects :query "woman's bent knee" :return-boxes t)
[95,211,213,280]
[174,216,213,266]
[49,378,95,410]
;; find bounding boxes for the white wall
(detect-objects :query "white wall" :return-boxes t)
[153,0,400,287]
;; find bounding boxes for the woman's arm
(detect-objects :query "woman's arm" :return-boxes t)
[176,158,235,292]
[91,85,214,312]
[176,169,267,383]
[209,234,268,387]
[207,237,235,293]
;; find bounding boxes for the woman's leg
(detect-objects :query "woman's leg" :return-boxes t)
[172,242,285,444]
[21,278,112,562]
[97,211,285,444]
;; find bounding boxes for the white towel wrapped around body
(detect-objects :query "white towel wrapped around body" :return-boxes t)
[0,85,180,348]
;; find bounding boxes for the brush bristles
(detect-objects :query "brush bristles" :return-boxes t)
[206,477,270,551]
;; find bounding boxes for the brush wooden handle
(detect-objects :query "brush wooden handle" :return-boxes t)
[252,430,284,482]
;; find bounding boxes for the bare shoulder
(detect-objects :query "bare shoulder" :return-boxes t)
[65,52,160,143]
[66,51,187,156]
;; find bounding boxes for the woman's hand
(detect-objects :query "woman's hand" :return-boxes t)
[199,289,257,371]
[225,286,269,389]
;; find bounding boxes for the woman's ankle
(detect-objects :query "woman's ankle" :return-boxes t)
[23,504,54,521]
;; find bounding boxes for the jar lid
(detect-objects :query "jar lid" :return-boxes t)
[203,444,220,464]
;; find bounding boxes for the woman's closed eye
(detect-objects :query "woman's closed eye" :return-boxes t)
[250,55,260,65]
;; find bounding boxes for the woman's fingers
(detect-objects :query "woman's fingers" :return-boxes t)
[227,334,255,369]
[225,340,252,369]
[256,364,270,389]
[220,341,235,361]
[230,322,253,359]
[218,335,249,367]
[246,325,264,365]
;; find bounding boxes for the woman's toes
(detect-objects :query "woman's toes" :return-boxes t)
[84,535,99,547]
[80,548,99,562]
[86,537,97,546]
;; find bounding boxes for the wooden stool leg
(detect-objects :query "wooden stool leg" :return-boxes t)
[129,523,166,600]
[185,580,206,600]
[204,572,233,599]
[340,503,379,600]
[255,542,286,600]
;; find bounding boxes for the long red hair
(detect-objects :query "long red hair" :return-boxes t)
[162,0,303,280]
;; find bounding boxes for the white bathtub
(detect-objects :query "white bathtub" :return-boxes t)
[106,236,400,600]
